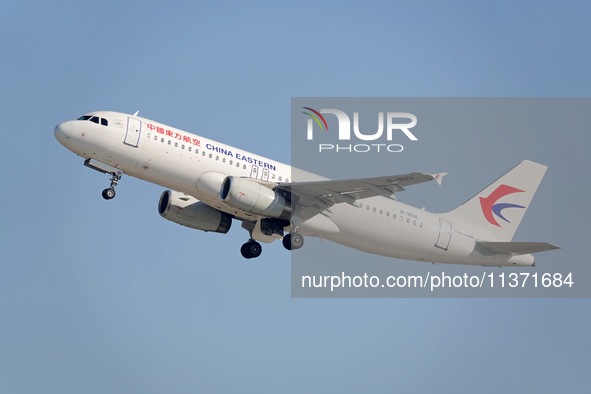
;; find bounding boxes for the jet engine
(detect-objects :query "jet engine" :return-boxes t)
[158,190,232,233]
[220,176,291,220]
[196,171,227,202]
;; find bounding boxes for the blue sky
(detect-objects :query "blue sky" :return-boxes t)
[1,1,590,393]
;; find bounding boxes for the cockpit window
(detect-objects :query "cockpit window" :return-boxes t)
[77,115,109,126]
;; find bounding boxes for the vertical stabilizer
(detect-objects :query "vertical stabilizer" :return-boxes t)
[446,160,547,241]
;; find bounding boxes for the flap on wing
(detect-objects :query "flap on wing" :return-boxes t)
[476,241,560,255]
[277,171,446,208]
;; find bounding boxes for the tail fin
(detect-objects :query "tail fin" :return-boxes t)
[446,160,547,241]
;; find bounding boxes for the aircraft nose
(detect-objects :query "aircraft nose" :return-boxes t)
[54,121,74,146]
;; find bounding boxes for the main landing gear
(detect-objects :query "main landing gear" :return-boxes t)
[238,236,304,260]
[239,220,304,259]
[239,233,304,259]
[240,239,262,259]
[282,233,304,250]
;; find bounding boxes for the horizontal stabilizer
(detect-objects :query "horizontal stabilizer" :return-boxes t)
[476,241,560,255]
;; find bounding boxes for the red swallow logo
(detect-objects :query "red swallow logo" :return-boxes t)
[480,184,525,227]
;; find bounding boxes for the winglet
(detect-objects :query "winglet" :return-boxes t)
[431,172,447,186]
[133,110,140,116]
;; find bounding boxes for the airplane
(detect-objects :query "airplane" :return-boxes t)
[54,111,559,266]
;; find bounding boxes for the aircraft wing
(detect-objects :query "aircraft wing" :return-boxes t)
[276,171,447,210]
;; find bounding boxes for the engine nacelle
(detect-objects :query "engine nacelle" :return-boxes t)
[220,176,291,220]
[195,171,227,202]
[158,190,232,233]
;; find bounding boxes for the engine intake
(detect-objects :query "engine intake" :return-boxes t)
[158,190,232,233]
[220,176,291,220]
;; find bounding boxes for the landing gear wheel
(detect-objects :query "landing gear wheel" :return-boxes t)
[99,171,121,200]
[240,243,251,259]
[102,187,116,200]
[283,233,304,250]
[240,240,262,259]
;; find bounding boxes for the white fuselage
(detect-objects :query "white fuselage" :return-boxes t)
[54,111,534,266]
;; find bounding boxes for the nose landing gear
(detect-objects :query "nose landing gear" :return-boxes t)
[83,158,123,200]
[101,172,121,200]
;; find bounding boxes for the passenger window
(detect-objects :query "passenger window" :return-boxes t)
[188,147,192,152]
[100,118,108,126]
[168,140,171,145]
[174,142,178,147]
